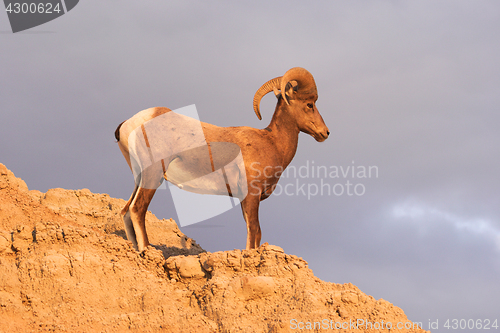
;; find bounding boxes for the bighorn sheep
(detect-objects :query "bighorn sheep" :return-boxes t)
[115,67,329,252]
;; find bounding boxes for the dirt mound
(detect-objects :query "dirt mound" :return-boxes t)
[0,163,429,333]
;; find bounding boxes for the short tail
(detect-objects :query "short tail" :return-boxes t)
[115,120,125,142]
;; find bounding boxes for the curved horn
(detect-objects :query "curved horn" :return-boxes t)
[252,77,282,120]
[280,67,317,105]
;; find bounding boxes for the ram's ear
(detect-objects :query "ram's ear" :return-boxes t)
[283,81,298,103]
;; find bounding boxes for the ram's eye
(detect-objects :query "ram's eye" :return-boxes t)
[307,103,313,109]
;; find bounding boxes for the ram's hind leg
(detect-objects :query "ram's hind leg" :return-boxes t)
[121,184,139,250]
[129,187,157,252]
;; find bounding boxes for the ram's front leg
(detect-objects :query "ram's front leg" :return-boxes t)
[241,194,262,249]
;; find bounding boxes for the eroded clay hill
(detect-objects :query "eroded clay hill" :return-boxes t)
[0,163,429,333]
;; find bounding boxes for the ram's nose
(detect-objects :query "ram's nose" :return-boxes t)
[319,127,330,141]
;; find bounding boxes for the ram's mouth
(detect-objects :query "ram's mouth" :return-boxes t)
[306,122,328,142]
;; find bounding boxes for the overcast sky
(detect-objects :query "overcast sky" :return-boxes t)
[1,1,499,331]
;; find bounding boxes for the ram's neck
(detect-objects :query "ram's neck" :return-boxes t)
[265,99,300,169]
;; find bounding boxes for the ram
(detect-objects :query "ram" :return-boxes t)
[115,67,329,252]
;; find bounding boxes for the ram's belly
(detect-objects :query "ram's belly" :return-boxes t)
[166,162,234,196]
[164,142,247,197]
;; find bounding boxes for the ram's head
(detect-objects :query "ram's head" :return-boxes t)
[253,67,329,142]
